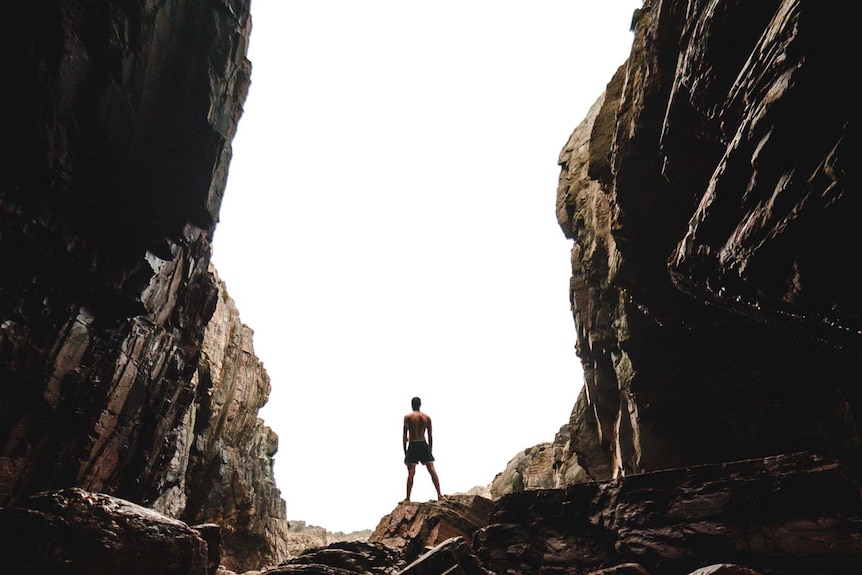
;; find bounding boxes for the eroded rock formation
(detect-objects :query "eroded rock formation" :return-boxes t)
[1,488,214,575]
[1,0,860,573]
[169,266,290,571]
[285,520,373,558]
[0,0,289,571]
[488,0,861,571]
[552,0,860,485]
[369,494,495,565]
[476,452,862,575]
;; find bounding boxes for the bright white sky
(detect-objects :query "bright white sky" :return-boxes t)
[210,1,640,534]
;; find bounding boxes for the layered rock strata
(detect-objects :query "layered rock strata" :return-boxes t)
[1,488,214,575]
[546,0,860,489]
[6,455,857,575]
[0,0,289,570]
[476,452,862,575]
[285,521,373,557]
[369,494,494,565]
[161,267,290,571]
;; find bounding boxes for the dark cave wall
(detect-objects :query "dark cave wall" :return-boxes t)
[0,1,296,568]
[551,0,860,484]
[0,0,250,509]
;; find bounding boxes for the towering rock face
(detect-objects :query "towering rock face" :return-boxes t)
[155,266,290,572]
[0,0,289,570]
[550,0,859,486]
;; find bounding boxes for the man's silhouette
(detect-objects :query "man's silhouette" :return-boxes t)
[402,396,442,501]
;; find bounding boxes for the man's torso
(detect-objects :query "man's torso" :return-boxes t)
[404,411,430,441]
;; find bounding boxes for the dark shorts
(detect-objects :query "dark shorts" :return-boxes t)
[404,440,434,465]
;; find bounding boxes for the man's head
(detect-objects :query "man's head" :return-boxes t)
[411,396,421,410]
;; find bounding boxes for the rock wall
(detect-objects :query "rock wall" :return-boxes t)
[0,0,289,570]
[154,266,290,571]
[493,0,860,497]
[477,452,862,575]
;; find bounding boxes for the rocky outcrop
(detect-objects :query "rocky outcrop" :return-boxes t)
[489,412,594,497]
[490,0,861,571]
[490,443,558,497]
[1,0,251,499]
[550,0,861,487]
[235,496,496,574]
[260,540,404,575]
[0,0,290,570]
[285,521,372,557]
[475,452,862,575]
[369,494,494,565]
[154,266,290,571]
[5,453,861,575]
[1,488,213,575]
[399,537,494,575]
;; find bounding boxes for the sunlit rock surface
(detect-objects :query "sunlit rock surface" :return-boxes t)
[284,520,372,557]
[369,494,494,566]
[168,267,290,571]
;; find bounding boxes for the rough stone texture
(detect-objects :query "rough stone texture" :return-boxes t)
[0,488,210,575]
[1,0,250,502]
[285,521,372,558]
[157,266,290,572]
[261,540,403,575]
[399,537,494,575]
[7,456,858,575]
[475,452,862,575]
[585,565,652,575]
[490,442,558,497]
[0,0,289,570]
[551,0,861,485]
[490,404,597,498]
[369,494,494,566]
[486,0,862,572]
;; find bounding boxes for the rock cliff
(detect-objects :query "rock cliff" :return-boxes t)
[1,0,860,574]
[0,0,289,571]
[168,266,290,571]
[493,0,860,496]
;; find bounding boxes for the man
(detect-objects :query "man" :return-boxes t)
[402,396,442,502]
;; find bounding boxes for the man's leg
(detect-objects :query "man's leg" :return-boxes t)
[426,462,442,500]
[406,463,416,501]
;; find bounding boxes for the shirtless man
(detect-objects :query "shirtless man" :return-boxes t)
[402,396,442,501]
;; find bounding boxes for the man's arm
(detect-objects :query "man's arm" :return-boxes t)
[403,416,409,453]
[426,417,433,451]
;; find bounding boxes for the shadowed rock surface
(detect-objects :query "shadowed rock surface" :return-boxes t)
[1,0,860,574]
[0,0,288,572]
[551,0,860,485]
[0,488,211,575]
[261,540,404,575]
[476,452,862,575]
